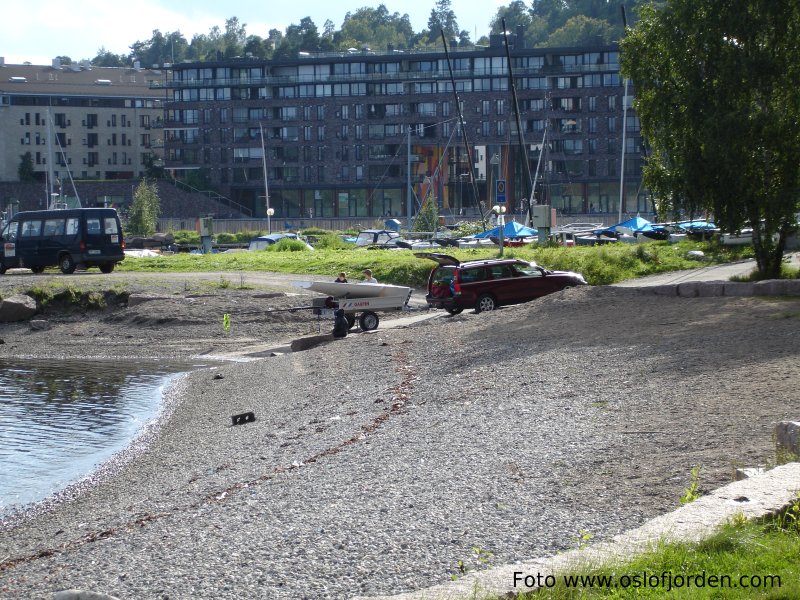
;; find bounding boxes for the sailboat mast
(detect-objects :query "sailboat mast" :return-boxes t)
[501,20,534,225]
[46,108,55,207]
[260,123,272,234]
[440,30,486,230]
[619,5,630,223]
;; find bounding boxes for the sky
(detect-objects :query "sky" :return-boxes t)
[2,0,505,66]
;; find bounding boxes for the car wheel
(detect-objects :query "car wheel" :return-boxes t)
[59,254,77,274]
[445,307,463,315]
[359,311,380,331]
[475,294,497,313]
[99,263,115,274]
[0,263,7,275]
[30,266,45,274]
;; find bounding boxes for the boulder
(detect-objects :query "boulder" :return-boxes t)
[0,294,37,322]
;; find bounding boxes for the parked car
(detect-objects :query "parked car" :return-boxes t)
[354,229,403,248]
[248,233,313,251]
[416,253,587,314]
[0,208,125,274]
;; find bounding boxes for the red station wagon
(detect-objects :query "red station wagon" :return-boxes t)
[416,253,587,314]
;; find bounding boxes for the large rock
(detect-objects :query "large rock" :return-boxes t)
[0,293,37,322]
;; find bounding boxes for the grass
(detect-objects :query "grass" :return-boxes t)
[115,240,754,289]
[506,503,800,599]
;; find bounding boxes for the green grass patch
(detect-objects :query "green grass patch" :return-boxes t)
[508,504,800,599]
[116,239,752,289]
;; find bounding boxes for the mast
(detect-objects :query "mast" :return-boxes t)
[440,30,486,230]
[501,20,535,225]
[618,5,630,223]
[259,123,272,234]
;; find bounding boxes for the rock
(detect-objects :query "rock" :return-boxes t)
[775,421,800,459]
[54,590,121,600]
[30,319,51,330]
[0,293,37,322]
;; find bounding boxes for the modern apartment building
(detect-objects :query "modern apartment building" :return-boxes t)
[0,59,165,206]
[162,33,648,222]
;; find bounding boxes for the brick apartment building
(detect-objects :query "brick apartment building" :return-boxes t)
[162,33,649,223]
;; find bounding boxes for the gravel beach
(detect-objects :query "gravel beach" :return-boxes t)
[0,275,798,599]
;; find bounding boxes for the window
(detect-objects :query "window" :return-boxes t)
[43,219,65,236]
[21,220,42,237]
[104,218,119,234]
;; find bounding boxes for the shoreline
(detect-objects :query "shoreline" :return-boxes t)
[1,286,798,598]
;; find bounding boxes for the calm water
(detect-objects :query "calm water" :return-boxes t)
[0,359,206,517]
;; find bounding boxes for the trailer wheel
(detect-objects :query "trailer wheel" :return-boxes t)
[359,311,379,331]
[59,254,77,274]
[346,314,356,330]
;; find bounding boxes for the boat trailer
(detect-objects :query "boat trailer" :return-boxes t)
[292,281,413,331]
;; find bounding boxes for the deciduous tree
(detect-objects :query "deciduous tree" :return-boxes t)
[623,0,800,278]
[127,179,161,237]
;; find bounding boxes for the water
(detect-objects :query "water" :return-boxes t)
[0,359,206,517]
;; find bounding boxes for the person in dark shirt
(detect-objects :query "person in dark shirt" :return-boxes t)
[334,272,348,283]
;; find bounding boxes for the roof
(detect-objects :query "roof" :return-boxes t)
[0,63,166,98]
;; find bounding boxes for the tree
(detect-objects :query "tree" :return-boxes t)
[545,15,615,47]
[18,152,36,182]
[127,179,161,237]
[414,189,439,233]
[427,0,460,44]
[623,1,800,279]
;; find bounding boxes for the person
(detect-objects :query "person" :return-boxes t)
[361,269,378,284]
[334,272,348,283]
[332,308,349,338]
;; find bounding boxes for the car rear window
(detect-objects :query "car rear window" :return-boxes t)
[432,266,454,284]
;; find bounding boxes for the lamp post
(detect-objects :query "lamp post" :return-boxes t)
[493,204,507,257]
[266,207,274,234]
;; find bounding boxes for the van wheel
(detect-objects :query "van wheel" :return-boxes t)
[359,311,379,331]
[59,254,77,274]
[475,294,497,313]
[0,263,6,275]
[445,307,463,315]
[99,263,115,274]
[30,266,45,274]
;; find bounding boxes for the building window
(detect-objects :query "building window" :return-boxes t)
[607,117,617,133]
[608,95,617,111]
[482,100,490,116]
[495,99,504,116]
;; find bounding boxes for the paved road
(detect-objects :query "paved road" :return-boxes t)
[614,251,799,287]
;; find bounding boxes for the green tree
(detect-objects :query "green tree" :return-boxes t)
[427,0,460,44]
[545,15,615,47]
[414,190,439,233]
[18,152,36,182]
[623,0,800,278]
[127,179,161,236]
[92,47,127,67]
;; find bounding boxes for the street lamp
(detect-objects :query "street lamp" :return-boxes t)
[492,204,507,257]
[266,207,275,234]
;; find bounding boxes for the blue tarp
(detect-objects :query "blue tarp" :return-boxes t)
[594,216,654,235]
[677,220,717,230]
[474,220,538,239]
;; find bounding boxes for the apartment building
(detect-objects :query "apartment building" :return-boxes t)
[163,34,648,221]
[0,58,166,205]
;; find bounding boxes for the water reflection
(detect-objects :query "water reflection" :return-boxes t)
[0,358,206,517]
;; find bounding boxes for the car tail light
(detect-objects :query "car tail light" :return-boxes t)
[80,240,86,252]
[121,238,125,250]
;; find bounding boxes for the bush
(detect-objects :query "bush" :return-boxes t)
[265,238,312,252]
